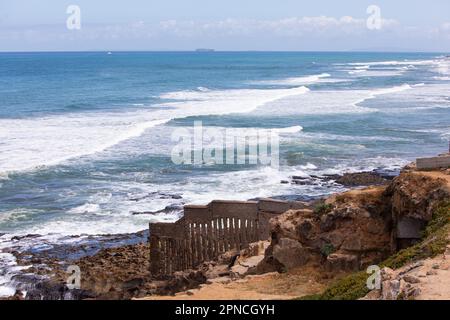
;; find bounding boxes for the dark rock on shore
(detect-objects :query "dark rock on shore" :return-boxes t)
[287,170,394,187]
[334,172,388,186]
[129,192,183,202]
[3,230,151,300]
[11,234,40,241]
[132,204,183,216]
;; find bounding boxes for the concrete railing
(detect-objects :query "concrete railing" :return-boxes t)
[149,198,306,276]
[416,155,450,170]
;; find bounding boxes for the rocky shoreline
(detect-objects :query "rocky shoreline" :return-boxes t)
[2,165,449,300]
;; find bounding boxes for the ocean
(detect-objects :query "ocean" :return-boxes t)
[0,51,449,295]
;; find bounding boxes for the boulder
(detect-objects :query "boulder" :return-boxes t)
[272,238,310,270]
[325,253,359,272]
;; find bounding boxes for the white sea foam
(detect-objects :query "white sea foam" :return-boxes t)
[257,83,422,116]
[348,69,405,77]
[0,116,171,174]
[0,82,422,176]
[0,253,17,298]
[0,252,30,298]
[434,76,450,81]
[343,59,435,67]
[316,157,410,176]
[352,84,420,107]
[372,83,416,95]
[272,126,303,134]
[0,86,310,174]
[432,59,450,79]
[160,86,310,110]
[252,73,333,85]
[298,163,318,170]
[69,203,101,214]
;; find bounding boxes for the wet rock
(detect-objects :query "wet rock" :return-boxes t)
[335,172,388,187]
[132,204,183,216]
[372,168,399,180]
[320,174,341,181]
[292,179,311,185]
[25,281,95,300]
[129,192,183,202]
[11,234,40,241]
[291,175,309,180]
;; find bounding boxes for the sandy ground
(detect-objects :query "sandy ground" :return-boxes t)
[141,266,330,300]
[405,169,450,299]
[415,247,450,300]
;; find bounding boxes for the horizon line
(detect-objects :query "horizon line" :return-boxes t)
[0,49,448,54]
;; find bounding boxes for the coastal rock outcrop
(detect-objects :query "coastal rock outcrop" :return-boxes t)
[261,171,450,273]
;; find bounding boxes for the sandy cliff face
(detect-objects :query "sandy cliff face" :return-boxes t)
[260,170,450,278]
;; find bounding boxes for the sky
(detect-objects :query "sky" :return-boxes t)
[0,0,450,51]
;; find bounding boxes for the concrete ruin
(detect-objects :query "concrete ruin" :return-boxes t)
[149,198,307,276]
[416,155,450,170]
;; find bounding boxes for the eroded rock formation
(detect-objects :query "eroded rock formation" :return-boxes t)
[259,171,450,274]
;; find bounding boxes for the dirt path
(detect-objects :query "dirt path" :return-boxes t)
[415,247,450,300]
[141,267,329,300]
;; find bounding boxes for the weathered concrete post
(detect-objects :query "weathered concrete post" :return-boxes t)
[149,231,161,275]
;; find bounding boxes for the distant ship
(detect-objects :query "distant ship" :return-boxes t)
[107,52,112,55]
[195,48,215,52]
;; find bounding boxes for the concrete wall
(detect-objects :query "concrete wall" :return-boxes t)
[416,156,450,170]
[210,200,258,219]
[149,198,303,276]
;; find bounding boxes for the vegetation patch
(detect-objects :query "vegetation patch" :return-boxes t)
[320,244,335,257]
[313,203,334,216]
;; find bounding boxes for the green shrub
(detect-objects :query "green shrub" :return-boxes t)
[320,244,335,257]
[314,203,333,216]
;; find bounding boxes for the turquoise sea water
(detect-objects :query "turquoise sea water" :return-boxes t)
[0,51,449,241]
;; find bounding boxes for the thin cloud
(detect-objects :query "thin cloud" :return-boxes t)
[0,16,448,51]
